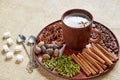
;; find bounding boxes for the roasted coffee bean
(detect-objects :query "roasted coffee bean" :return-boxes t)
[107,40,112,43]
[114,49,119,53]
[106,36,110,40]
[107,48,112,52]
[100,40,103,44]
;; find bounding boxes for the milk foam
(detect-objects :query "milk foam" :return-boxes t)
[63,13,90,28]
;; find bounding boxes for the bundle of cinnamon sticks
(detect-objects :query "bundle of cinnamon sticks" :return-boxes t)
[71,44,118,76]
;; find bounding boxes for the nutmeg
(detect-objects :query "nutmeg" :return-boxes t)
[34,45,41,54]
[45,48,53,56]
[43,54,50,60]
[38,41,45,47]
[41,45,46,53]
[53,49,59,57]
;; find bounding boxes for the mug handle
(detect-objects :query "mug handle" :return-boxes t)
[89,28,101,43]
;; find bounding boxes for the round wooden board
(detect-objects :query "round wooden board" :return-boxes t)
[34,20,119,80]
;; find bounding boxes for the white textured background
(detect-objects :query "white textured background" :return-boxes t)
[0,0,120,80]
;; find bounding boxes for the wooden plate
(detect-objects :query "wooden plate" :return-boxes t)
[34,20,119,80]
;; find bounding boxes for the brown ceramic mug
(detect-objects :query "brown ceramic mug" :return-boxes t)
[61,9,101,50]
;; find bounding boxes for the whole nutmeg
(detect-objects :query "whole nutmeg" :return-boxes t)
[44,44,54,49]
[34,45,41,54]
[53,45,59,50]
[53,49,59,57]
[43,54,50,60]
[41,45,46,53]
[38,41,45,47]
[45,48,54,56]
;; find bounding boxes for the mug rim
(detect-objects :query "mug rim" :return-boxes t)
[61,9,93,29]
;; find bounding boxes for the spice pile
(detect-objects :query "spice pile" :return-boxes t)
[37,22,64,45]
[34,41,80,77]
[34,41,61,59]
[71,44,118,76]
[93,22,119,54]
[43,55,80,77]
[35,21,119,78]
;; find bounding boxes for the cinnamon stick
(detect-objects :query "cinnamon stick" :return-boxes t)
[84,51,107,70]
[96,61,107,70]
[82,52,104,72]
[77,54,97,75]
[71,54,91,76]
[78,53,99,73]
[91,44,113,66]
[96,44,118,61]
[83,48,105,64]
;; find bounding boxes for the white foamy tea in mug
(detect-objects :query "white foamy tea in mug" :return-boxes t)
[63,13,91,28]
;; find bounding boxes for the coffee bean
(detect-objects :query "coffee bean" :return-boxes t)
[114,49,119,53]
[107,48,112,52]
